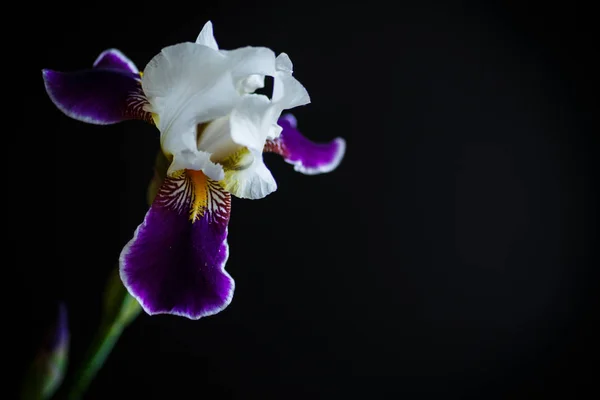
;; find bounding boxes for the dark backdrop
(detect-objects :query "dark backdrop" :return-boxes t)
[15,1,597,398]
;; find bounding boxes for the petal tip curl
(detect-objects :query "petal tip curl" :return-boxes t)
[42,65,149,125]
[269,114,347,175]
[280,113,297,128]
[291,137,346,175]
[195,20,219,50]
[42,69,87,123]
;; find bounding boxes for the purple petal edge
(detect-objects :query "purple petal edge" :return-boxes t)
[119,176,233,320]
[269,113,346,175]
[42,68,147,125]
[93,49,139,73]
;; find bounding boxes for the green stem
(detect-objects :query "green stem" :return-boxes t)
[61,271,142,400]
[58,164,159,400]
[66,321,125,400]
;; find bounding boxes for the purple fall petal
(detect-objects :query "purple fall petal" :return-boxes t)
[93,49,139,74]
[266,113,346,174]
[120,172,234,320]
[42,68,150,125]
[42,48,151,125]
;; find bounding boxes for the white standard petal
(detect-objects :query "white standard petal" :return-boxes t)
[275,52,293,73]
[142,42,238,157]
[196,21,219,50]
[237,74,264,94]
[222,46,277,89]
[168,148,225,181]
[229,94,276,151]
[272,53,311,110]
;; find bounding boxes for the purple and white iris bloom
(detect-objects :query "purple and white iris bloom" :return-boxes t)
[43,21,346,319]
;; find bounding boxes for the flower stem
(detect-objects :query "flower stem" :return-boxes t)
[62,270,142,400]
[66,321,124,399]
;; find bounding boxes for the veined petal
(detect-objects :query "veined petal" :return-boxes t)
[265,114,346,174]
[42,68,151,124]
[195,20,219,50]
[120,170,233,319]
[222,148,277,199]
[93,48,139,74]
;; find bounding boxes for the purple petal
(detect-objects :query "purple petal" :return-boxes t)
[50,302,69,352]
[42,68,151,125]
[266,113,346,174]
[93,48,139,73]
[21,302,70,399]
[120,171,234,319]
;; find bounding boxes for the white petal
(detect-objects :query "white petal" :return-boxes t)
[267,123,283,140]
[274,73,310,111]
[229,94,276,151]
[197,116,243,162]
[222,46,277,86]
[223,149,277,199]
[168,148,225,181]
[273,54,311,110]
[228,54,309,146]
[237,74,264,94]
[275,52,293,73]
[142,42,238,156]
[195,21,219,50]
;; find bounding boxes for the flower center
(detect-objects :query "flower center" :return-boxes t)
[196,118,242,163]
[220,148,253,171]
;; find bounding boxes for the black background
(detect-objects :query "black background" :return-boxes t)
[14,0,597,398]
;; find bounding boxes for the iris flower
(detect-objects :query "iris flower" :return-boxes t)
[43,21,345,319]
